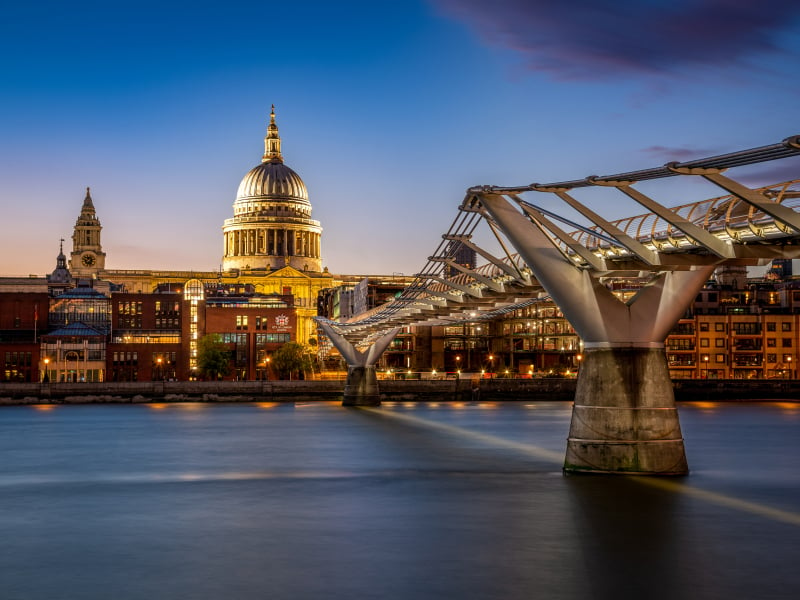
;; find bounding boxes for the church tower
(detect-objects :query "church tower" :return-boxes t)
[70,187,106,278]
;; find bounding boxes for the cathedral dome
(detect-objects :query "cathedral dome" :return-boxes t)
[235,161,308,203]
[222,106,323,274]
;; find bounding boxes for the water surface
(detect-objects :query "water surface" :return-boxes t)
[0,401,798,599]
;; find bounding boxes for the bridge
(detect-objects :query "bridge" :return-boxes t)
[317,135,800,475]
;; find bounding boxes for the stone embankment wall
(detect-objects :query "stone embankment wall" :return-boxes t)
[0,379,577,405]
[0,379,796,405]
[671,379,800,401]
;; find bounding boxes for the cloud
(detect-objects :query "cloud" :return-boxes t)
[432,0,800,80]
[732,159,800,187]
[641,145,719,161]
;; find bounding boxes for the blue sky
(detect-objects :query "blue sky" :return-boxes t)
[1,0,799,277]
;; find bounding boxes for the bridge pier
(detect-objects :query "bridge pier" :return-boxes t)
[317,322,400,407]
[566,346,687,474]
[342,366,382,407]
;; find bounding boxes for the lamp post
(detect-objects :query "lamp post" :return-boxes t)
[787,356,793,380]
[265,356,271,380]
[488,354,494,378]
[156,357,163,381]
[42,357,50,383]
[703,355,709,379]
[576,353,583,372]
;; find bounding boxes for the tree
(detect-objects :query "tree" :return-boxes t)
[271,342,314,380]
[197,334,232,380]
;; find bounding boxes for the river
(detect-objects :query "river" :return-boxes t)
[0,400,798,600]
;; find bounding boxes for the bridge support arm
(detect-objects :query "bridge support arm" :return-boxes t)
[477,192,717,474]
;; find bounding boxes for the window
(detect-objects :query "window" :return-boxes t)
[699,322,709,332]
[767,354,777,363]
[767,322,776,332]
[781,322,792,332]
[715,354,726,364]
[700,338,709,347]
[715,323,726,332]
[715,338,725,348]
[783,354,793,362]
[732,322,761,335]
[767,338,776,347]
[236,315,249,330]
[782,339,792,348]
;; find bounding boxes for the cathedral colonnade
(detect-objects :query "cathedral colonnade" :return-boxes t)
[224,229,321,260]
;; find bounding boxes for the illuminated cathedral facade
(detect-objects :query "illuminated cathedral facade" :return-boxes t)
[64,107,338,346]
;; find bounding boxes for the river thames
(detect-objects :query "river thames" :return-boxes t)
[1,400,798,600]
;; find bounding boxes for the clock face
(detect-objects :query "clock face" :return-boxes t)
[82,254,96,267]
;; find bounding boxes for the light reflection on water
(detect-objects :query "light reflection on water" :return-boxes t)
[0,401,798,600]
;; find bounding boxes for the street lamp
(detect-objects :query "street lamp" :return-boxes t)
[156,357,163,381]
[488,354,494,378]
[42,357,50,383]
[788,356,793,379]
[703,355,709,379]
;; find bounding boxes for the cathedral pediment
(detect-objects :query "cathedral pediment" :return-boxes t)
[267,265,308,279]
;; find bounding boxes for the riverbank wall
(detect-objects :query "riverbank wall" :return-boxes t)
[0,378,797,405]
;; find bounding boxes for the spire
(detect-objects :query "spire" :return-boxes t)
[79,186,97,220]
[262,104,283,163]
[83,187,94,209]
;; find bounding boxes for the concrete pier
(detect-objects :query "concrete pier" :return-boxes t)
[564,347,688,475]
[342,366,382,406]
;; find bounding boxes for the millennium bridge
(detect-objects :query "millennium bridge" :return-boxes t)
[318,135,800,475]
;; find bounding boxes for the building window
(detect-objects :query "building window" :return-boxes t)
[700,338,709,347]
[767,322,776,332]
[767,354,777,363]
[715,354,726,364]
[782,339,792,348]
[714,323,725,332]
[715,338,725,348]
[767,338,776,347]
[699,322,709,332]
[781,322,792,332]
[236,315,248,330]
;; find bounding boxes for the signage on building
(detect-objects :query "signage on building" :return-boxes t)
[274,314,291,332]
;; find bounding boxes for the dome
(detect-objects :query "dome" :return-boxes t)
[235,161,309,203]
[222,106,324,274]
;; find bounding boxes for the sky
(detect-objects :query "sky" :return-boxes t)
[1,0,799,277]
